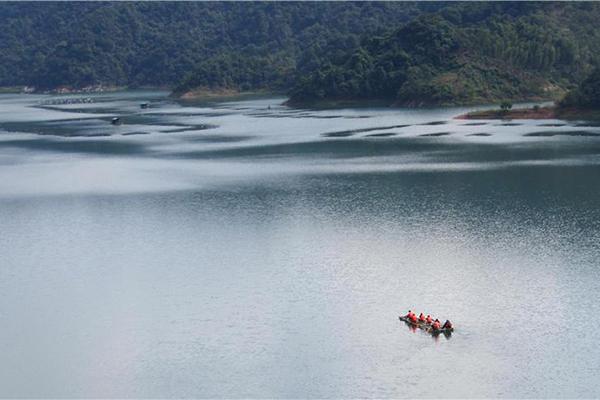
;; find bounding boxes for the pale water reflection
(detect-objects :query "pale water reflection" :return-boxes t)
[0,92,599,397]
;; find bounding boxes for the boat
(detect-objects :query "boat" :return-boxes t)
[399,316,431,328]
[399,316,454,335]
[427,326,454,335]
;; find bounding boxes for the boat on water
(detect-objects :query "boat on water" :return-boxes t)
[399,316,454,335]
[399,315,428,327]
[427,325,454,335]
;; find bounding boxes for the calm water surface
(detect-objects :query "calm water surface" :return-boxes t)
[1,92,599,397]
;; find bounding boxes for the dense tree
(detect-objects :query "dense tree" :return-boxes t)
[560,67,600,109]
[0,2,430,90]
[289,2,600,106]
[2,2,600,106]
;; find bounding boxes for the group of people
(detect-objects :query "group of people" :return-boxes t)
[404,310,453,331]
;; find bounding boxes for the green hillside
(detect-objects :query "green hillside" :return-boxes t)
[2,2,600,107]
[0,2,432,91]
[288,2,600,106]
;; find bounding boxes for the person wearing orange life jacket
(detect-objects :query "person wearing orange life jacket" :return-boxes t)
[442,320,453,330]
[418,313,426,322]
[409,312,418,323]
[404,310,413,319]
[425,315,433,324]
[431,319,441,331]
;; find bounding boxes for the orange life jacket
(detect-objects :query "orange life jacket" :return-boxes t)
[410,314,418,322]
[426,316,432,324]
[419,313,425,322]
[432,321,441,330]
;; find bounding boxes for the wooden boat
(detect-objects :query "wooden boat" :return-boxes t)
[399,316,454,335]
[427,326,454,335]
[399,316,431,328]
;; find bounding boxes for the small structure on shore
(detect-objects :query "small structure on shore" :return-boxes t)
[111,117,121,125]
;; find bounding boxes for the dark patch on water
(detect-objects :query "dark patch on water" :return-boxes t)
[462,122,488,126]
[161,124,217,134]
[574,122,600,127]
[247,113,287,118]
[218,106,254,111]
[83,133,111,137]
[322,124,410,138]
[420,132,452,137]
[537,123,566,127]
[0,120,109,137]
[182,135,254,143]
[291,114,344,119]
[121,114,219,130]
[523,130,600,137]
[0,116,218,137]
[0,138,146,155]
[146,112,231,118]
[35,104,133,115]
[498,122,522,126]
[175,137,451,160]
[159,127,194,133]
[467,133,492,137]
[251,112,371,120]
[324,131,355,137]
[365,132,397,137]
[122,131,150,136]
[419,121,447,126]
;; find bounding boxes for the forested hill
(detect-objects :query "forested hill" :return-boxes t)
[0,2,435,91]
[3,2,600,107]
[289,2,600,106]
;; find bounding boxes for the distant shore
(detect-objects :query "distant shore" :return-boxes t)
[284,97,394,109]
[457,105,600,120]
[175,88,284,102]
[284,94,558,110]
[0,85,173,96]
[0,86,26,94]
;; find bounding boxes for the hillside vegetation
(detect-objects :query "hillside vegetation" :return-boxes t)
[560,67,600,109]
[0,2,431,91]
[289,2,600,106]
[2,2,600,107]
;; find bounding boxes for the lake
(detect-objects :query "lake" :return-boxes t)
[1,91,599,398]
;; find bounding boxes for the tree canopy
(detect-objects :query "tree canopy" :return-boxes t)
[0,2,430,90]
[2,2,600,106]
[288,2,600,106]
[561,67,600,109]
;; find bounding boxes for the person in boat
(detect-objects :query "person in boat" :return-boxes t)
[431,319,441,330]
[404,310,413,319]
[442,320,453,330]
[418,313,426,323]
[426,315,432,324]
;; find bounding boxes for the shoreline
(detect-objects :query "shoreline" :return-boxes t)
[0,85,171,96]
[456,105,600,120]
[285,94,557,110]
[175,88,285,102]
